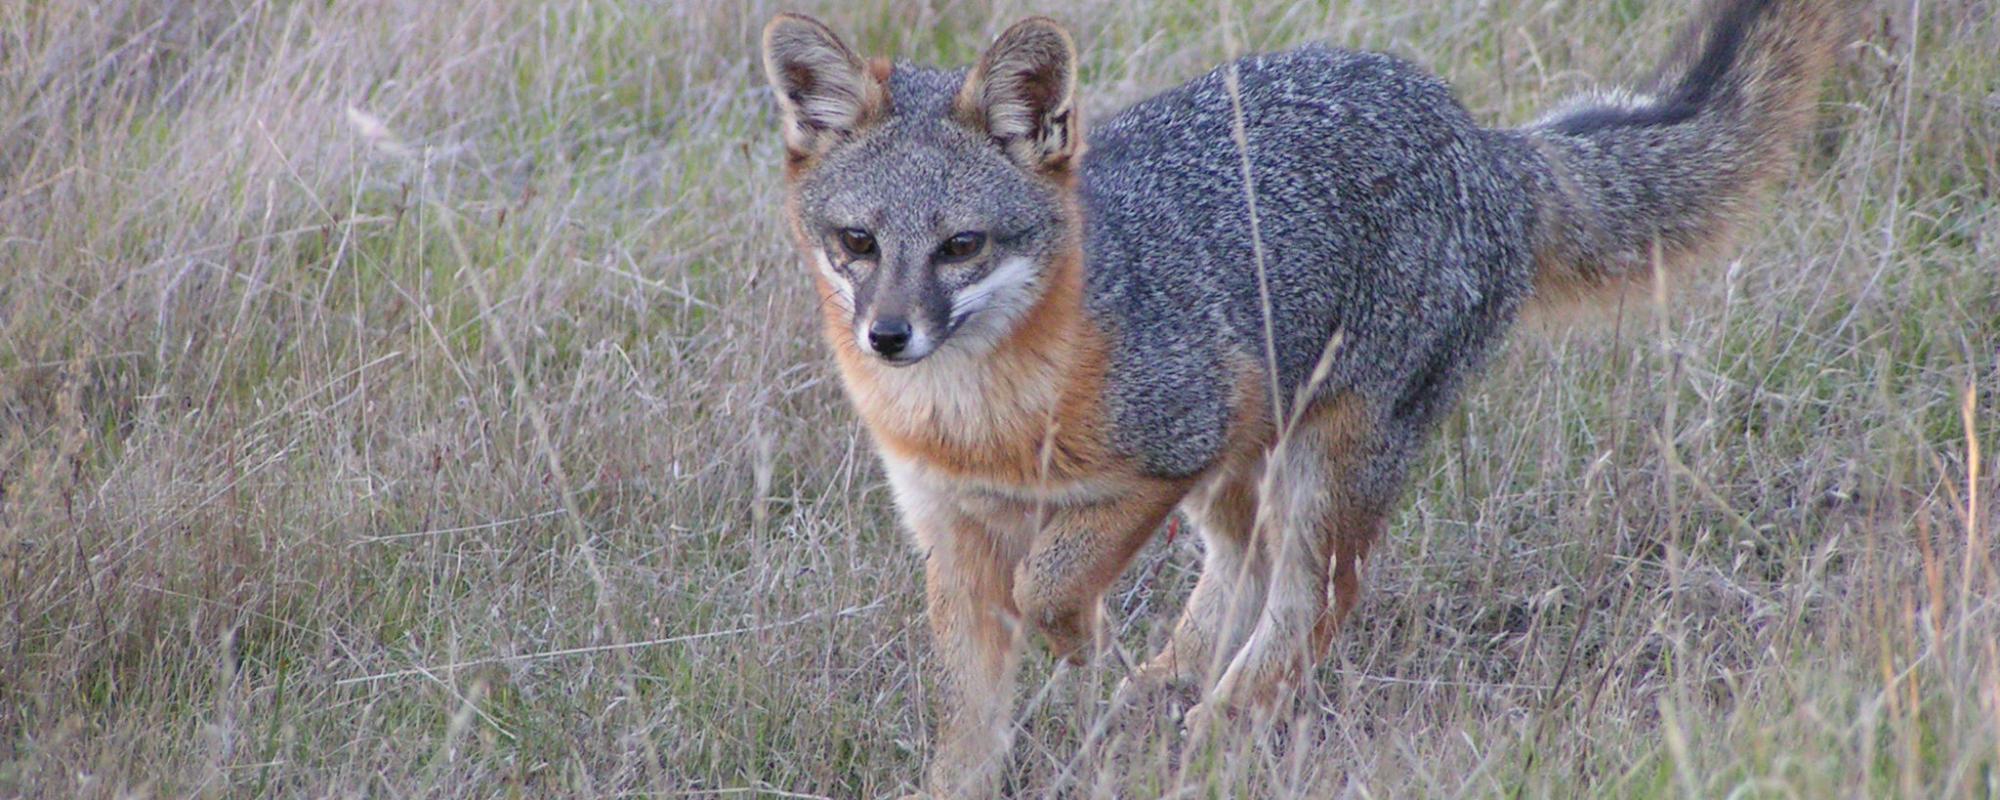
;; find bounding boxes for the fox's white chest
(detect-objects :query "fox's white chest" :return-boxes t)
[879,452,1122,549]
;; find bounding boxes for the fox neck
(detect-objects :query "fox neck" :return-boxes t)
[825,238,1109,487]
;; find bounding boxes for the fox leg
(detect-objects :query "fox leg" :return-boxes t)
[1132,468,1267,688]
[1315,514,1383,657]
[1195,397,1385,722]
[919,520,1025,798]
[1012,482,1185,665]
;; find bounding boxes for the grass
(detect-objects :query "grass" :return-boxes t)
[1,0,1996,796]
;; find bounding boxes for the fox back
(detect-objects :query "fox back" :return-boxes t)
[1076,45,1540,481]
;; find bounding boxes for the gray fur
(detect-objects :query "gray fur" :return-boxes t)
[785,0,1840,505]
[1080,46,1536,487]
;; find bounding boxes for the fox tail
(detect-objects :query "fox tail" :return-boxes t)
[1522,0,1849,313]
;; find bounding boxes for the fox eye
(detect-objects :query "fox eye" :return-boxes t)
[936,231,986,261]
[837,228,877,258]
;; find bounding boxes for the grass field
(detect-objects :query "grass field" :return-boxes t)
[2,0,1996,797]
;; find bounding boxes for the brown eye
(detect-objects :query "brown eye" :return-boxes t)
[837,228,877,257]
[937,231,986,261]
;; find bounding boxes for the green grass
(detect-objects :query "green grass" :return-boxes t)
[2,0,1997,797]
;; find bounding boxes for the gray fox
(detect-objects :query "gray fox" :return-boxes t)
[760,0,1846,794]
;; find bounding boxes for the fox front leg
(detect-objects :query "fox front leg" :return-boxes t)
[915,526,1025,799]
[1010,482,1186,664]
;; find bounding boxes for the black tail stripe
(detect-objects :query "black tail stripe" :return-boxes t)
[1548,0,1776,136]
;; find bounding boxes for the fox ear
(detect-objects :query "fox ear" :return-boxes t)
[762,14,887,161]
[956,17,1082,174]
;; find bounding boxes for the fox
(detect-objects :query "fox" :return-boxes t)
[760,0,1847,795]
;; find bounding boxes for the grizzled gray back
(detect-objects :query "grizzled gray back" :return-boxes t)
[1077,45,1539,480]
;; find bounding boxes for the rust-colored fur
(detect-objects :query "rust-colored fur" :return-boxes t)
[838,243,1116,487]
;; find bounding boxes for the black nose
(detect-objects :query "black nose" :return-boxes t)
[868,319,913,357]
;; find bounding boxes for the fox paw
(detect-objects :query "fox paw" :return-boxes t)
[1181,700,1233,736]
[1025,605,1103,665]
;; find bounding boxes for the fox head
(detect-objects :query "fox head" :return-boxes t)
[761,14,1083,367]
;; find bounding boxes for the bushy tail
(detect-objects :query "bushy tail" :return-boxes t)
[1522,0,1849,312]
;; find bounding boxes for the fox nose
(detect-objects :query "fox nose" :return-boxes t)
[868,319,913,357]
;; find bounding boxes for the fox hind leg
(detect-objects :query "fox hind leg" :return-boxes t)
[1132,464,1268,689]
[1194,396,1390,723]
[1314,515,1383,659]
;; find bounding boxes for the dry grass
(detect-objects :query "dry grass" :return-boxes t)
[2,0,1996,797]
